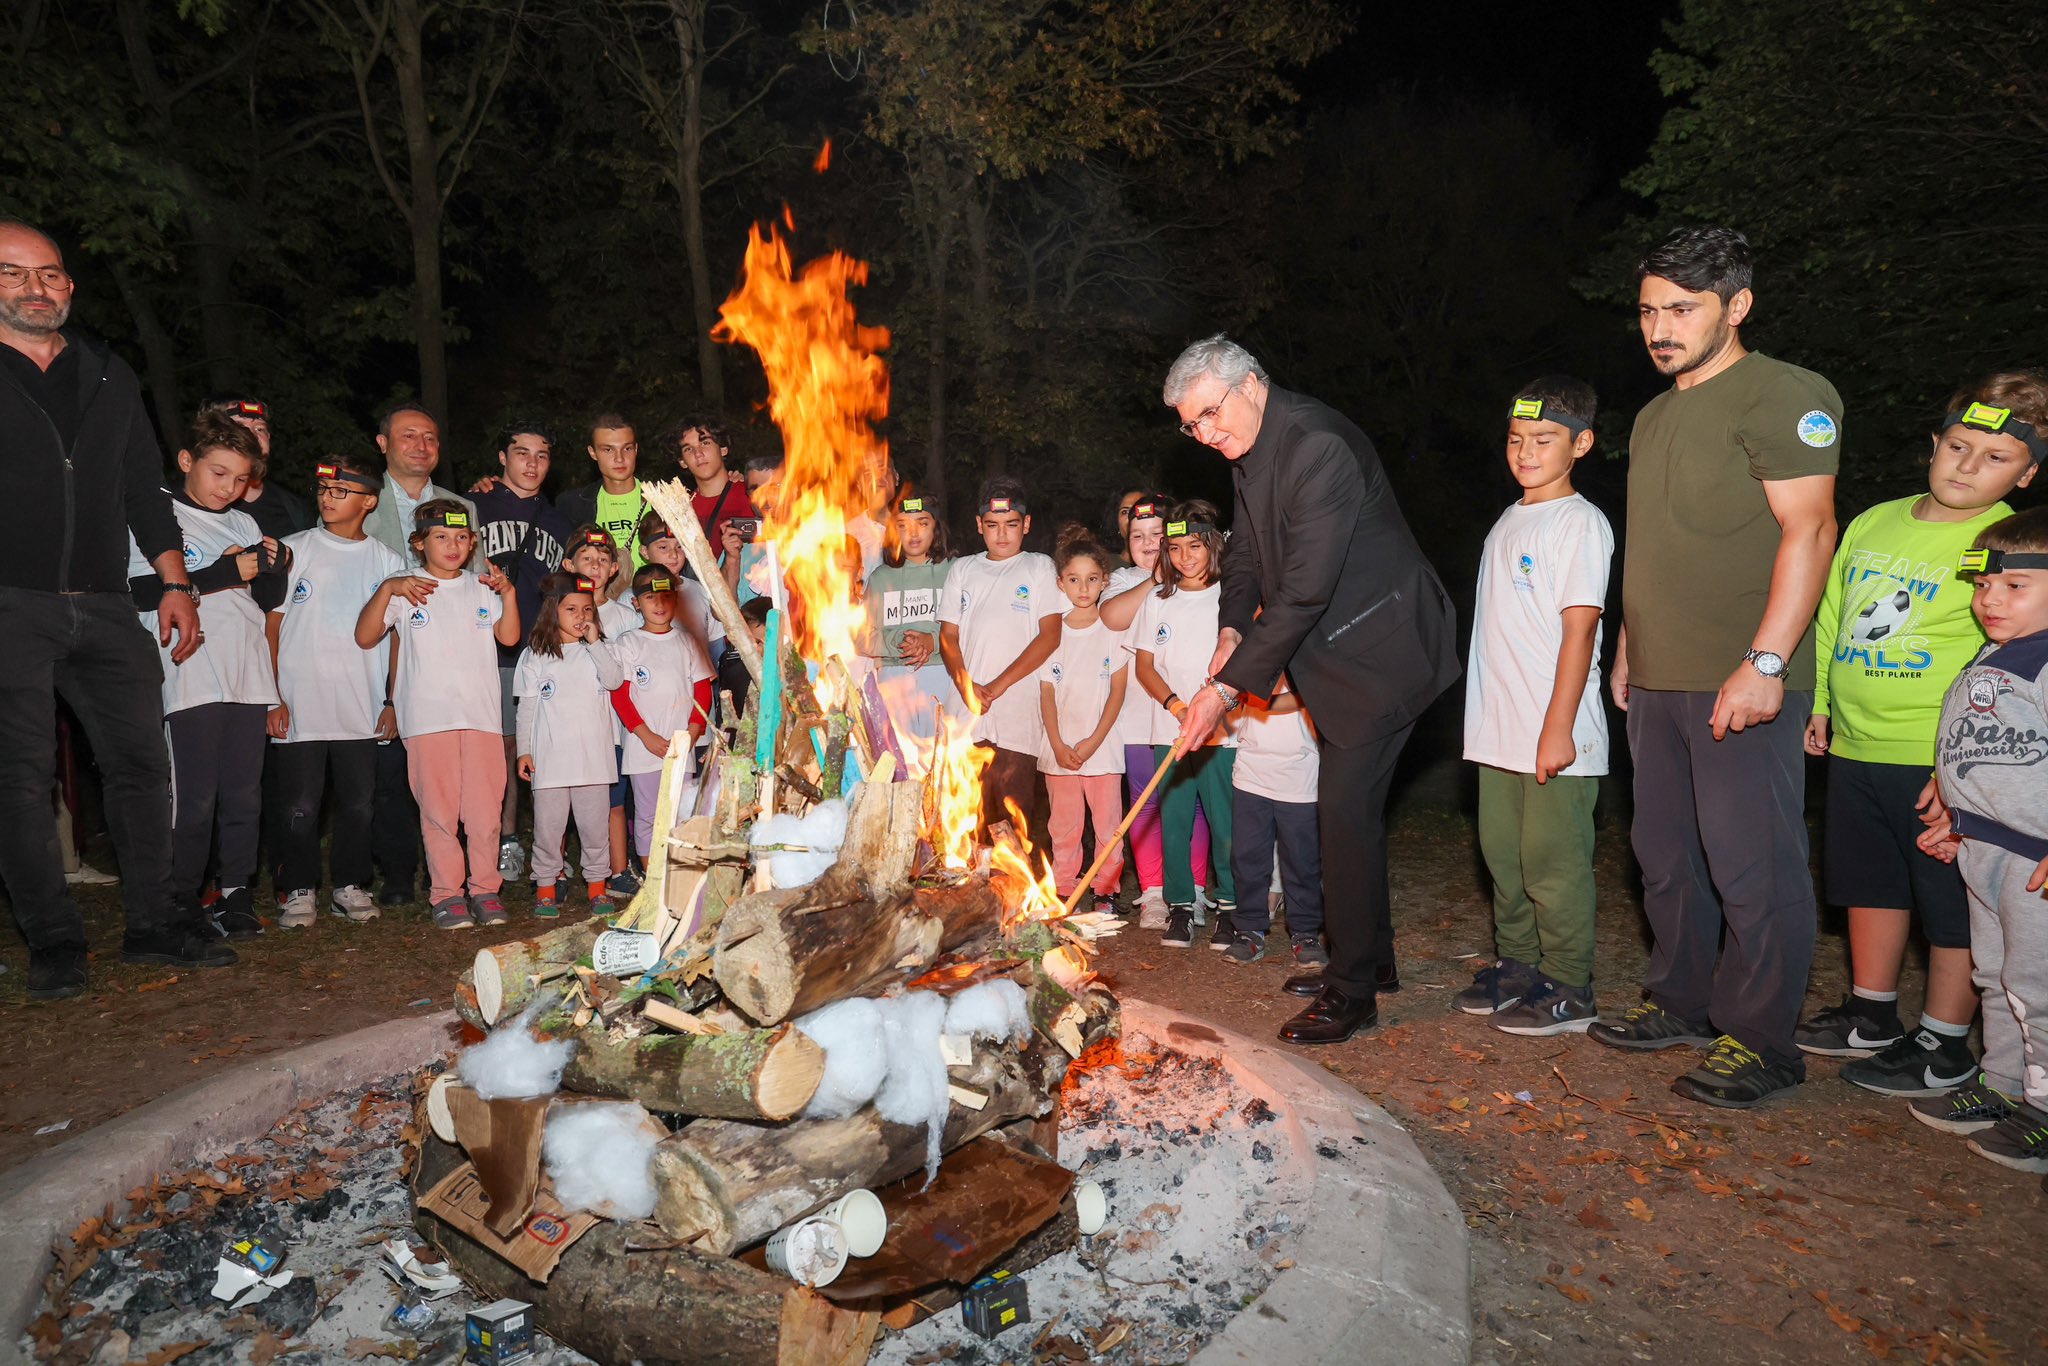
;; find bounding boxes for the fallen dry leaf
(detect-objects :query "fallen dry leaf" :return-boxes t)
[142,1344,209,1366]
[1543,1278,1593,1304]
[1813,1290,1864,1335]
[1574,1200,1616,1231]
[344,1341,423,1361]
[1624,1197,1654,1223]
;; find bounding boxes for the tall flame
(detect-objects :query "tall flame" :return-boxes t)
[923,710,990,872]
[713,216,887,702]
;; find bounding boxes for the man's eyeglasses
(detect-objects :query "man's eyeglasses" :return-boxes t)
[1177,380,1239,438]
[0,264,73,291]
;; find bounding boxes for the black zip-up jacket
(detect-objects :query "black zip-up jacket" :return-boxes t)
[0,328,180,593]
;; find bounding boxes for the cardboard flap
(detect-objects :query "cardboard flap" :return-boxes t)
[446,1086,552,1237]
[418,1162,600,1284]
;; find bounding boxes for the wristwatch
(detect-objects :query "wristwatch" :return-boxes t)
[1743,648,1787,679]
[161,582,200,605]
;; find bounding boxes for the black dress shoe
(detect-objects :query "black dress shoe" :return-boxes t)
[1283,972,1326,997]
[1278,986,1378,1046]
[122,925,239,969]
[26,946,88,1000]
[1377,959,1402,994]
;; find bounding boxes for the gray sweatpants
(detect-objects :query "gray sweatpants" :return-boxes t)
[532,783,610,886]
[1627,688,1816,1069]
[1959,841,2048,1109]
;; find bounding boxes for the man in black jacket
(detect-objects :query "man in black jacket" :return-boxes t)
[1169,334,1459,1045]
[0,219,237,998]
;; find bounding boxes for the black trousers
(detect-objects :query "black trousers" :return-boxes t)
[274,738,378,893]
[978,744,1041,840]
[372,737,421,896]
[1231,788,1323,938]
[166,702,269,901]
[0,589,178,947]
[1318,720,1417,997]
[1628,688,1816,1071]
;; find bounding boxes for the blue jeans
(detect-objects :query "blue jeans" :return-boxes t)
[1230,788,1322,937]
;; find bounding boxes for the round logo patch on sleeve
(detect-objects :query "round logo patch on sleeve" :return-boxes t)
[1796,410,1840,448]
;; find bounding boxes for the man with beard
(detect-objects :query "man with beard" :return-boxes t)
[1588,226,1840,1109]
[0,219,235,997]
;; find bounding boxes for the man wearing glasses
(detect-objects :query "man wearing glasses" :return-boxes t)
[0,219,237,997]
[1166,333,1459,1046]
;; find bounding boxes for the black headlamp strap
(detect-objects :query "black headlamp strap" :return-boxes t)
[1944,403,2048,465]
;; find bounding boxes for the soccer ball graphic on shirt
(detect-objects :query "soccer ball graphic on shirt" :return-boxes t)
[1851,588,1915,645]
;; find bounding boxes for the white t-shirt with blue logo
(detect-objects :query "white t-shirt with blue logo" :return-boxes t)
[613,626,710,777]
[273,528,405,741]
[1036,617,1128,776]
[381,572,504,738]
[938,550,1060,755]
[127,499,279,714]
[1130,582,1237,747]
[514,641,623,788]
[1463,493,1613,776]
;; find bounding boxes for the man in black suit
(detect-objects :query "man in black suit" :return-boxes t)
[1169,335,1459,1045]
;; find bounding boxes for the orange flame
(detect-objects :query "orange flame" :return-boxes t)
[991,798,1068,931]
[923,710,991,872]
[712,216,886,703]
[813,138,832,174]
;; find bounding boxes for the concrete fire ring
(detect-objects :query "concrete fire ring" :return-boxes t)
[0,1001,1470,1366]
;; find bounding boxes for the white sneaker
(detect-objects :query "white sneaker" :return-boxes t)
[65,862,119,887]
[1137,887,1168,930]
[497,838,527,881]
[279,889,317,928]
[331,884,379,922]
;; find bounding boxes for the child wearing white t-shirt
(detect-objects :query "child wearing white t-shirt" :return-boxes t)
[566,525,641,890]
[268,454,405,927]
[127,414,290,940]
[1132,501,1238,950]
[516,571,626,914]
[1458,379,1613,1036]
[1225,677,1323,966]
[939,478,1062,834]
[613,565,713,865]
[356,500,522,929]
[1038,531,1128,912]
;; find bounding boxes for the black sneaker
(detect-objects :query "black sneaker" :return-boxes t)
[378,882,415,908]
[1587,1000,1715,1051]
[26,946,88,1000]
[1909,1076,2019,1134]
[1670,1035,1802,1108]
[211,886,264,940]
[1222,931,1267,965]
[1451,958,1539,1016]
[1966,1105,2048,1173]
[121,925,239,969]
[1161,905,1195,949]
[1838,1028,1979,1097]
[608,866,643,898]
[1209,919,1241,952]
[1290,933,1329,969]
[1793,995,1903,1058]
[1491,977,1598,1036]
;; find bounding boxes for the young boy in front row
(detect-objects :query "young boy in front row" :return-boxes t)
[1794,376,2040,1094]
[1915,503,2048,1177]
[940,475,1062,834]
[268,452,407,927]
[1457,377,1614,1034]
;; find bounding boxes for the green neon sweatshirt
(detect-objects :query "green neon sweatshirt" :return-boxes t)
[1813,495,2011,765]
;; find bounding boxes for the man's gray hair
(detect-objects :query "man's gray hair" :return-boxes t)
[1162,333,1267,406]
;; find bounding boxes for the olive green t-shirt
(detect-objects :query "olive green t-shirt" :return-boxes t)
[1622,352,1842,691]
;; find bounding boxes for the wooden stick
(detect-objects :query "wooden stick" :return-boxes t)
[642,477,763,686]
[1058,737,1184,917]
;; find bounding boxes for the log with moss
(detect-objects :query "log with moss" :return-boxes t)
[457,920,606,1029]
[561,1022,826,1121]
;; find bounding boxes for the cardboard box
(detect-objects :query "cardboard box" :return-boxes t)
[465,1298,533,1364]
[417,1163,600,1284]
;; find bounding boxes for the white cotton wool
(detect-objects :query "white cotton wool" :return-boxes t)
[943,979,1030,1045]
[795,997,889,1119]
[457,1004,576,1100]
[543,1103,660,1220]
[749,798,849,887]
[873,990,952,1182]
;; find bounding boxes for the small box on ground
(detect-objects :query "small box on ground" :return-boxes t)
[961,1269,1028,1338]
[465,1298,534,1364]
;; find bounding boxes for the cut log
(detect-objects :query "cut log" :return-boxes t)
[642,477,763,686]
[1024,969,1123,1059]
[826,759,923,901]
[412,1136,876,1366]
[461,921,605,1029]
[561,1022,825,1121]
[713,880,1005,1026]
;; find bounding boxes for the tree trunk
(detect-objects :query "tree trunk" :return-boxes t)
[962,177,1003,477]
[561,1021,825,1121]
[392,0,450,422]
[412,1136,878,1366]
[675,10,724,409]
[712,880,1005,1027]
[105,260,181,453]
[188,207,241,394]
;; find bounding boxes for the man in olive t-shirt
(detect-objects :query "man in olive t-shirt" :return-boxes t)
[1589,227,1840,1109]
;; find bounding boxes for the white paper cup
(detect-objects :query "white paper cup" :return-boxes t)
[823,1189,887,1258]
[764,1216,849,1287]
[591,929,661,977]
[1074,1180,1107,1236]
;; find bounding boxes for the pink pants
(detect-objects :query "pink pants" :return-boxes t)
[1047,773,1125,898]
[1123,743,1210,894]
[405,730,506,903]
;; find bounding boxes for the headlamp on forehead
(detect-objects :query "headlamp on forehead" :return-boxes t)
[1960,547,2048,576]
[899,497,926,514]
[1166,519,1217,538]
[640,575,675,594]
[314,462,378,491]
[979,496,1024,517]
[426,509,468,529]
[581,531,612,549]
[232,400,267,420]
[1130,500,1163,522]
[572,576,598,594]
[1944,402,2048,465]
[1509,396,1590,437]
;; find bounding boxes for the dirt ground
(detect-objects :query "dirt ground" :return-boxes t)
[4,789,2046,1364]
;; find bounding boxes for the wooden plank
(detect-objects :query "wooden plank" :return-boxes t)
[642,476,763,685]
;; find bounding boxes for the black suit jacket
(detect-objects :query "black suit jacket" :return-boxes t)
[1214,385,1460,747]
